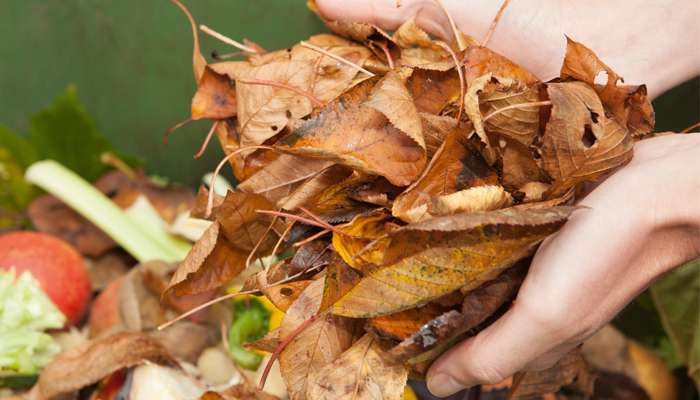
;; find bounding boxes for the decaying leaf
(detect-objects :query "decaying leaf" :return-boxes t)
[166,221,247,297]
[38,332,175,400]
[236,60,315,147]
[319,256,363,312]
[392,132,499,223]
[192,66,238,120]
[281,79,427,186]
[279,279,356,400]
[331,207,572,317]
[332,210,391,269]
[364,67,425,149]
[560,37,654,136]
[306,334,408,400]
[541,82,633,194]
[367,302,449,342]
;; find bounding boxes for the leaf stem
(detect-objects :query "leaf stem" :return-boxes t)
[436,41,465,123]
[482,100,552,122]
[482,0,512,47]
[199,24,259,54]
[236,78,324,107]
[300,41,376,77]
[194,121,219,159]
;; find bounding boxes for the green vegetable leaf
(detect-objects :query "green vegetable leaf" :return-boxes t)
[229,297,271,370]
[0,269,65,375]
[28,85,113,182]
[0,149,36,228]
[651,259,700,389]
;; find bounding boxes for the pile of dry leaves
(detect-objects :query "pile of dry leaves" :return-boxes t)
[163,0,656,399]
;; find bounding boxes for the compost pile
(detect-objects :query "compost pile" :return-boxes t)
[166,0,655,398]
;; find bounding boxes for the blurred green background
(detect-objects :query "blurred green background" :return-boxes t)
[0,0,697,187]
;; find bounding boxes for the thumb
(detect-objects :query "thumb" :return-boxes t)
[426,302,557,397]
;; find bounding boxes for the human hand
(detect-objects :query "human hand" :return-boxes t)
[423,133,700,396]
[315,0,700,97]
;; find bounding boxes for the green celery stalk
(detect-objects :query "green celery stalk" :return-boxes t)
[25,160,187,262]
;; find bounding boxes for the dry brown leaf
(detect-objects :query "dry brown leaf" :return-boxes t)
[480,83,545,147]
[364,67,425,149]
[281,79,427,187]
[300,172,384,223]
[246,328,282,353]
[192,66,238,120]
[331,207,572,317]
[462,46,538,86]
[165,221,247,296]
[211,190,281,252]
[236,60,315,147]
[291,34,373,103]
[392,132,498,223]
[306,334,408,400]
[408,70,461,115]
[560,37,654,136]
[261,278,312,312]
[464,73,497,149]
[150,321,219,363]
[500,139,548,190]
[279,279,356,400]
[392,17,454,71]
[38,332,175,400]
[279,165,352,211]
[238,154,334,205]
[420,113,463,156]
[430,185,512,218]
[541,82,633,194]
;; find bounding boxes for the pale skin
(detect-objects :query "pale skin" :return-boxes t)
[316,0,700,397]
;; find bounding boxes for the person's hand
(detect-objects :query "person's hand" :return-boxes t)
[424,133,700,396]
[315,0,700,97]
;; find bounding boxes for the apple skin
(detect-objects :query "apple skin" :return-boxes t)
[0,231,92,328]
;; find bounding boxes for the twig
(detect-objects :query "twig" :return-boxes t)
[200,24,259,53]
[206,145,277,217]
[436,41,465,122]
[163,117,192,144]
[292,229,331,247]
[157,290,259,331]
[482,100,552,122]
[194,121,219,159]
[681,120,700,133]
[434,0,467,50]
[259,314,321,390]
[236,78,323,107]
[245,214,279,270]
[376,42,394,69]
[270,221,295,259]
[482,0,512,47]
[300,41,376,77]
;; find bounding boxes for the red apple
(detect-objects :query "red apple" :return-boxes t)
[0,231,91,327]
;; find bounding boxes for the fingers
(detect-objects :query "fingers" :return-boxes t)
[314,0,452,39]
[426,302,557,397]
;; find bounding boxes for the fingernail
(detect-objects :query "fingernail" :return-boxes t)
[427,373,468,398]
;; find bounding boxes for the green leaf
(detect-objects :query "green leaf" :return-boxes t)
[28,85,112,182]
[0,126,37,168]
[228,297,271,370]
[0,149,36,227]
[651,259,700,389]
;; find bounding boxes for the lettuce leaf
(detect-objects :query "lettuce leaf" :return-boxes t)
[0,269,65,374]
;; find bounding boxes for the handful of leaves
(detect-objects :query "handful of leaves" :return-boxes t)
[165,1,655,398]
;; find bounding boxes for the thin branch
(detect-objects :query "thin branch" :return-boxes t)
[245,214,279,270]
[434,0,467,50]
[376,42,394,69]
[200,24,259,53]
[270,221,295,259]
[157,290,259,331]
[236,78,324,107]
[300,41,376,77]
[482,0,512,47]
[259,313,321,390]
[163,117,192,144]
[681,120,700,133]
[436,41,465,122]
[206,145,277,217]
[194,121,219,159]
[483,100,552,122]
[292,229,331,247]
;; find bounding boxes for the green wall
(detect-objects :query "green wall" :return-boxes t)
[0,1,697,186]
